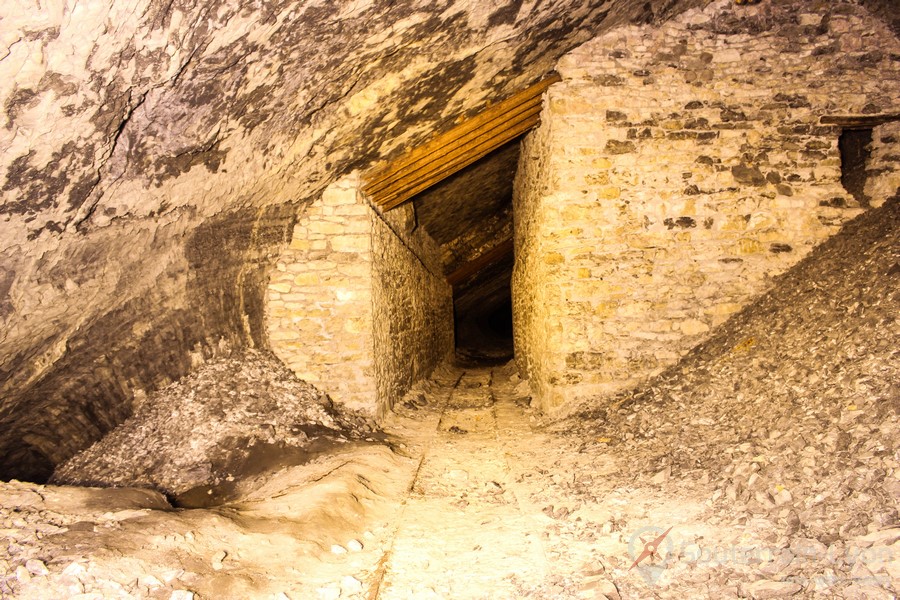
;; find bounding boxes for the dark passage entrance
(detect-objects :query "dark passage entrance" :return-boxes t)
[362,77,557,367]
[839,127,873,207]
[407,139,521,366]
[452,256,515,365]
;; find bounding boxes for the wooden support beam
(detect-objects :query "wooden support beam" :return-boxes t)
[447,238,514,288]
[364,96,543,197]
[379,108,541,211]
[363,73,561,210]
[820,113,900,129]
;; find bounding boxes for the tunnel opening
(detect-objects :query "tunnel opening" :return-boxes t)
[452,253,516,366]
[839,127,873,207]
[362,76,558,369]
[407,137,522,367]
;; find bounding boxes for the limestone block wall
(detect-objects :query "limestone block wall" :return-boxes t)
[866,121,900,203]
[266,177,375,414]
[373,205,454,419]
[512,123,562,407]
[266,177,453,418]
[513,0,900,412]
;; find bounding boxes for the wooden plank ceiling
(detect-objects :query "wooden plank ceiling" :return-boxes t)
[446,238,514,288]
[362,73,560,211]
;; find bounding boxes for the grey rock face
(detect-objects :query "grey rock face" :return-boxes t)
[0,0,706,480]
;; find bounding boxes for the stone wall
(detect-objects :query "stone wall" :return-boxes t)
[266,177,453,418]
[373,205,454,419]
[512,123,561,406]
[866,121,900,203]
[266,176,376,414]
[513,0,900,412]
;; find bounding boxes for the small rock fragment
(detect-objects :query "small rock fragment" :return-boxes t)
[341,575,363,593]
[853,527,900,547]
[15,565,31,583]
[347,539,363,552]
[316,586,341,600]
[169,591,194,600]
[138,574,163,588]
[330,544,347,554]
[25,558,49,576]
[747,580,802,599]
[652,466,671,484]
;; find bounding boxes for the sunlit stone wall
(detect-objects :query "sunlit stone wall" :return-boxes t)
[266,176,452,417]
[513,0,900,412]
[373,205,454,419]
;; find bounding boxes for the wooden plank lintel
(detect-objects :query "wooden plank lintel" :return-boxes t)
[379,110,540,210]
[820,113,900,128]
[363,73,561,210]
[447,238,514,288]
[364,95,543,197]
[365,73,560,189]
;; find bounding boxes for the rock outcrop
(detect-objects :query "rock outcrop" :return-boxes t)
[0,0,706,480]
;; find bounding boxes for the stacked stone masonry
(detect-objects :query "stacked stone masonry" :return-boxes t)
[266,176,452,418]
[373,205,455,420]
[513,0,900,412]
[866,121,900,204]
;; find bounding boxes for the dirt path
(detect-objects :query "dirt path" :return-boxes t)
[374,367,550,599]
[369,363,740,600]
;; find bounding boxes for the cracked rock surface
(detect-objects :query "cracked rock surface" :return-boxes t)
[0,0,707,481]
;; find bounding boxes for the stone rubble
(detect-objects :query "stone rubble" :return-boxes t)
[554,195,900,597]
[1,201,897,600]
[51,349,374,497]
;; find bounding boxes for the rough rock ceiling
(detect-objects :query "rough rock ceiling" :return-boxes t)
[414,140,520,275]
[0,0,711,480]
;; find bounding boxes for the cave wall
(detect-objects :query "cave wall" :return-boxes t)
[2,0,706,479]
[513,0,900,412]
[0,204,295,481]
[266,177,452,418]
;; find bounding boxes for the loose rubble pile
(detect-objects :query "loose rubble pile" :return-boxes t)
[52,350,375,499]
[1,201,896,599]
[556,196,900,597]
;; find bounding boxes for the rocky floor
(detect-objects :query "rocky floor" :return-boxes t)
[3,357,897,599]
[1,200,898,598]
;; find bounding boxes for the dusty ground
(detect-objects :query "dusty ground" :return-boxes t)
[1,202,898,599]
[2,359,897,599]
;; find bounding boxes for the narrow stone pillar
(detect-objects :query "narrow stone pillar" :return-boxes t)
[266,175,378,415]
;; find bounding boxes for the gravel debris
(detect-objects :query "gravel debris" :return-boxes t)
[51,349,374,497]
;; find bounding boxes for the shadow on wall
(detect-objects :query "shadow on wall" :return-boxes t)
[0,205,295,483]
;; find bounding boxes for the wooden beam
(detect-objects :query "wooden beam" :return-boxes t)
[364,96,543,197]
[379,108,541,210]
[363,73,561,210]
[447,238,514,288]
[820,114,900,129]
